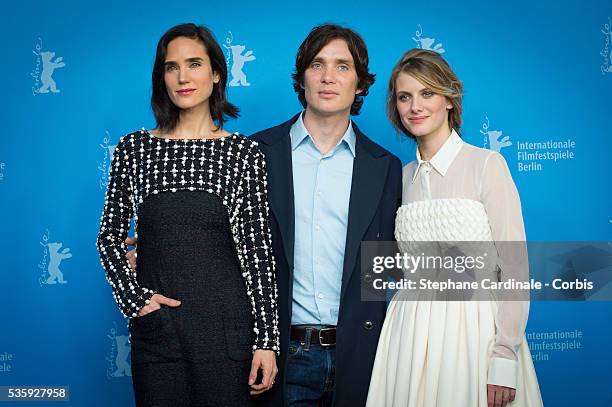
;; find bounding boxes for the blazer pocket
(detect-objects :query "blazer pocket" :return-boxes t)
[223,313,254,362]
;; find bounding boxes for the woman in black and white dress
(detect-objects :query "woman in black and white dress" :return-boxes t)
[97,23,278,406]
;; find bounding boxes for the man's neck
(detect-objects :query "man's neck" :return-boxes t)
[302,108,351,156]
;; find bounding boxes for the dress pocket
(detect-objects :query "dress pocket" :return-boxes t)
[222,313,254,362]
[130,308,163,333]
[129,307,182,364]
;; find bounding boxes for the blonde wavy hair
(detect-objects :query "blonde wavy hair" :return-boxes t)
[387,49,463,140]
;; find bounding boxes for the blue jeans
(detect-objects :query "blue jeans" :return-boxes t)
[285,337,336,407]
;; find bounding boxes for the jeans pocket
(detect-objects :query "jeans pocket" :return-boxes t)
[287,342,305,359]
[223,314,254,361]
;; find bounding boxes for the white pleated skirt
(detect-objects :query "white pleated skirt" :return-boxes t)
[366,295,544,407]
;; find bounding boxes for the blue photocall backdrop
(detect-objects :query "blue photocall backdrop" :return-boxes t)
[1,0,611,405]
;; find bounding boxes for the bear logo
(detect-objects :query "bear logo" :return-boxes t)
[39,51,65,94]
[110,335,131,377]
[45,242,72,284]
[226,44,256,87]
[416,37,445,54]
[487,130,512,153]
[412,25,445,54]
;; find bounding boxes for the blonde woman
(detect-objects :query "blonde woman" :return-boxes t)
[366,49,543,407]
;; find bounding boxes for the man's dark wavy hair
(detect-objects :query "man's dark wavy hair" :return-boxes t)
[292,24,375,115]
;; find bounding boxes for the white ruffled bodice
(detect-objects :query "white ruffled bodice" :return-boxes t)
[395,198,493,242]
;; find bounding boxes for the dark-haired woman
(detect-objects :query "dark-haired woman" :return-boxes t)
[97,23,278,406]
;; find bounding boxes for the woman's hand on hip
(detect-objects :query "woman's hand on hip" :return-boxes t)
[137,294,181,317]
[249,349,278,395]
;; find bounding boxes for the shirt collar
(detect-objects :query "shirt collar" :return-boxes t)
[290,111,356,157]
[412,129,463,183]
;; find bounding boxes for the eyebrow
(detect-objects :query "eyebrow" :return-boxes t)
[164,57,204,65]
[396,87,431,94]
[311,57,354,65]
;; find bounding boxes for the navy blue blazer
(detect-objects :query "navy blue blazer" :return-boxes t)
[251,113,402,407]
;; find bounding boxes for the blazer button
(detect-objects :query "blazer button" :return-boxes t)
[364,274,372,283]
[364,320,373,330]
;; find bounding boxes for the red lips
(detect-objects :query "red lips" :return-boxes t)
[176,88,195,96]
[408,116,427,124]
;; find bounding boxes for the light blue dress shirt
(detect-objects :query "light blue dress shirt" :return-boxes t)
[290,112,355,326]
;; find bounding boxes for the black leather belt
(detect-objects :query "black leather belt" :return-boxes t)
[290,326,336,346]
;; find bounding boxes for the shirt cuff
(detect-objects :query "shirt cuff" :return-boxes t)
[253,336,280,355]
[487,356,518,389]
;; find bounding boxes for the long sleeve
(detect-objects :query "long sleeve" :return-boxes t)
[232,145,280,353]
[480,152,530,389]
[96,138,155,318]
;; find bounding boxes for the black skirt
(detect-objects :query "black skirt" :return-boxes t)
[130,190,255,407]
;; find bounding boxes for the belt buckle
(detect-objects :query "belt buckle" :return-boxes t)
[318,327,335,347]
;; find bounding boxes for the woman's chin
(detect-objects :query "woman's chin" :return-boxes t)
[410,131,427,139]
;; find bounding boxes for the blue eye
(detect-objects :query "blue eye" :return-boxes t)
[338,65,349,71]
[422,90,434,97]
[311,63,322,70]
[397,94,409,102]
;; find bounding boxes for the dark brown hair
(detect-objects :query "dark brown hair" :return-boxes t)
[387,48,463,140]
[292,24,375,115]
[151,23,238,132]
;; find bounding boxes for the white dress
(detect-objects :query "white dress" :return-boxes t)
[366,130,543,407]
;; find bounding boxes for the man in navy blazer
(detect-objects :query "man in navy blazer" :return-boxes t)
[252,24,402,406]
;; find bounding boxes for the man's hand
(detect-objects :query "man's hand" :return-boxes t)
[487,384,516,407]
[138,293,181,317]
[125,236,137,271]
[248,349,278,395]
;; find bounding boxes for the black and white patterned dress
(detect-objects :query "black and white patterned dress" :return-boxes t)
[97,129,279,405]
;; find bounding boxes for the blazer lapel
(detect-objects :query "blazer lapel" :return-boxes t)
[258,115,299,275]
[340,126,389,303]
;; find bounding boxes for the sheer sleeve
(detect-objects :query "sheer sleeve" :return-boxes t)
[96,137,155,318]
[232,144,280,353]
[480,151,530,389]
